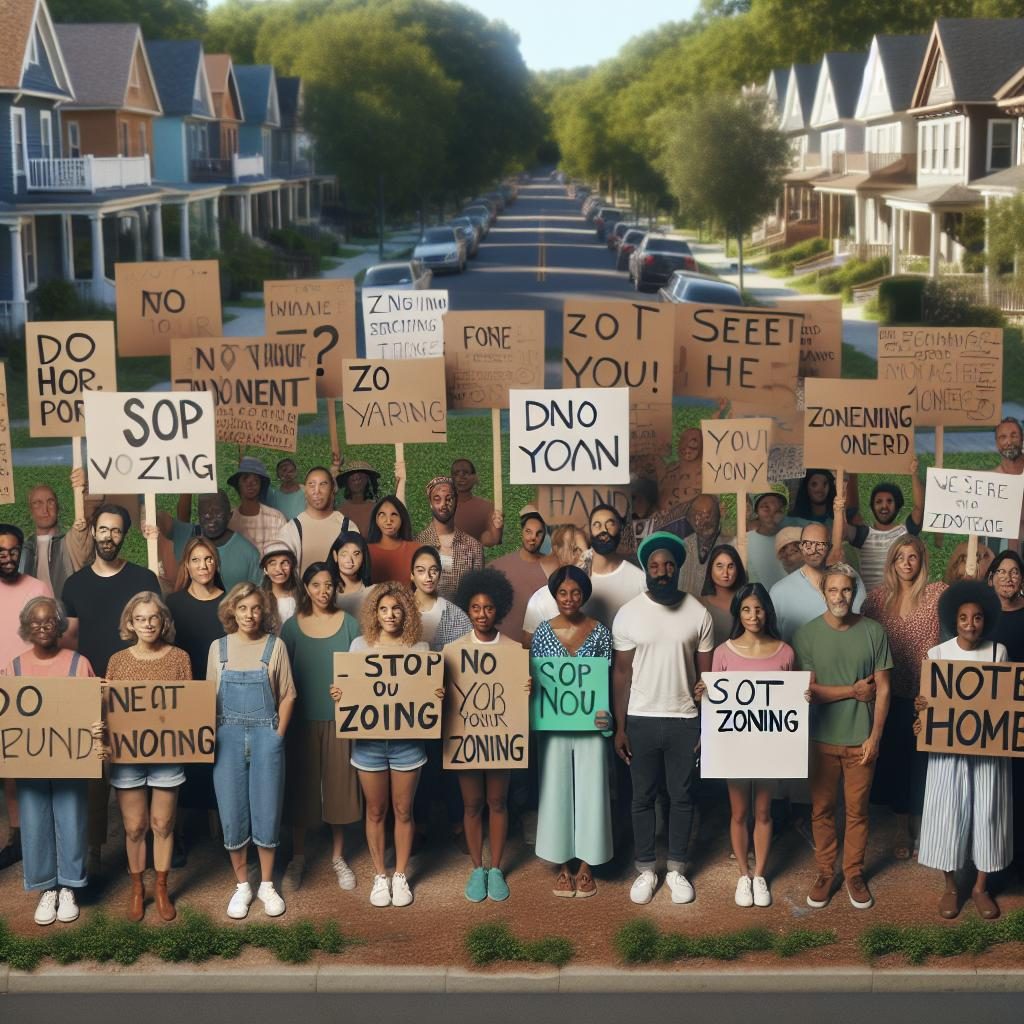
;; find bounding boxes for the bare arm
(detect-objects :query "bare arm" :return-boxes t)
[861,668,891,765]
[908,457,924,529]
[612,648,635,762]
[276,693,296,737]
[479,508,505,548]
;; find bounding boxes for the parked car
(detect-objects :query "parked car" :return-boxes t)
[629,235,698,291]
[449,216,481,257]
[413,227,466,274]
[462,211,490,240]
[616,228,647,271]
[483,191,507,212]
[362,260,434,290]
[583,196,604,220]
[608,220,639,252]
[658,270,742,305]
[463,203,496,228]
[593,207,623,241]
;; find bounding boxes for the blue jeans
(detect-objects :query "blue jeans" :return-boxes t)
[17,779,89,891]
[213,724,285,849]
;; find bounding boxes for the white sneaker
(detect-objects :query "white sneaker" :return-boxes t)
[282,855,304,893]
[333,856,356,891]
[629,869,657,905]
[258,881,286,917]
[57,888,79,923]
[370,873,391,907]
[227,882,253,920]
[753,876,772,908]
[391,872,413,907]
[735,874,754,907]
[34,889,58,926]
[666,870,695,905]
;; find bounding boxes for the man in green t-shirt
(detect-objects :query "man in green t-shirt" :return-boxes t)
[793,562,892,913]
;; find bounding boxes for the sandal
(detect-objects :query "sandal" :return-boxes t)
[972,889,1000,920]
[553,870,575,898]
[938,889,960,919]
[574,870,597,898]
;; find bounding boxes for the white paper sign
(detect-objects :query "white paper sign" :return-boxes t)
[361,289,449,359]
[924,467,1024,539]
[508,387,631,485]
[83,392,217,494]
[699,671,810,779]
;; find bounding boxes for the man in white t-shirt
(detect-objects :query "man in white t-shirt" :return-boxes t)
[612,531,714,907]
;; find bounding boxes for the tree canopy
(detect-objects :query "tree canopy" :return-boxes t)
[48,0,206,40]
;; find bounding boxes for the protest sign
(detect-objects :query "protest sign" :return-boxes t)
[803,378,915,473]
[341,357,447,445]
[0,677,102,779]
[629,399,674,459]
[264,278,357,399]
[509,387,630,485]
[701,418,771,494]
[115,260,222,357]
[529,657,610,731]
[333,649,443,740]
[674,303,801,400]
[104,680,216,764]
[877,326,1003,427]
[699,671,810,779]
[917,659,1024,758]
[776,297,842,379]
[362,289,448,359]
[442,644,530,769]
[923,467,1024,540]
[535,483,630,527]
[0,365,13,505]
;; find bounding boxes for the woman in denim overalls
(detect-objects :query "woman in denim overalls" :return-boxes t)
[209,583,296,920]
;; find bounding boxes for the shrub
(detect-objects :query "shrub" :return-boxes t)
[817,256,889,299]
[760,236,830,273]
[877,276,926,323]
[465,921,574,968]
[31,279,114,322]
[859,909,1024,964]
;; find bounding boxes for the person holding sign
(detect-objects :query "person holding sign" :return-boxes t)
[335,461,381,538]
[260,541,300,627]
[699,544,748,646]
[227,458,287,553]
[105,592,192,923]
[330,531,374,617]
[367,496,421,585]
[276,467,360,577]
[21,478,93,600]
[915,582,1011,920]
[530,565,613,898]
[207,583,296,920]
[417,477,485,602]
[452,459,504,548]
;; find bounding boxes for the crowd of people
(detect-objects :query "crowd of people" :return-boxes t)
[3,414,1024,926]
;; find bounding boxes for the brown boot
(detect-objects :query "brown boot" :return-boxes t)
[154,870,176,922]
[127,871,145,922]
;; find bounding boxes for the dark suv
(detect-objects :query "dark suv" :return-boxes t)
[628,235,698,291]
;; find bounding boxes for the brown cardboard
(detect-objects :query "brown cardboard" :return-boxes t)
[105,679,216,764]
[0,364,13,505]
[341,357,447,444]
[535,483,631,526]
[629,399,674,459]
[701,417,772,494]
[777,297,842,379]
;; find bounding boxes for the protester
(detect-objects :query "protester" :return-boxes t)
[267,457,307,520]
[207,583,295,919]
[0,524,52,664]
[277,467,359,576]
[522,524,591,649]
[788,470,837,526]
[260,540,300,626]
[411,546,472,651]
[993,417,1024,553]
[336,461,381,537]
[330,530,373,616]
[745,492,788,588]
[227,457,287,552]
[656,427,703,531]
[679,495,732,597]
[699,543,747,645]
[774,526,804,576]
[20,475,92,599]
[367,495,421,585]
[486,505,549,646]
[417,476,484,601]
[452,458,504,547]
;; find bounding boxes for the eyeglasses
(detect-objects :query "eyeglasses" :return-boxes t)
[95,526,124,538]
[28,617,58,629]
[800,541,830,552]
[993,568,1022,580]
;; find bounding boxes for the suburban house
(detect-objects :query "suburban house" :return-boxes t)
[201,53,245,181]
[273,75,336,226]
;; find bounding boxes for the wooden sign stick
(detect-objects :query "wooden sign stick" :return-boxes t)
[736,486,748,568]
[965,533,979,579]
[491,408,503,513]
[71,436,85,523]
[328,399,340,463]
[934,425,944,469]
[831,468,846,562]
[143,493,158,575]
[395,442,406,505]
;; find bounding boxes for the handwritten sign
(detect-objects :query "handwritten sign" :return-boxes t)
[701,418,771,493]
[529,656,609,731]
[0,365,13,504]
[699,671,810,779]
[264,278,357,399]
[629,398,674,459]
[535,483,630,527]
[0,677,102,778]
[362,289,448,359]
[115,260,222,357]
[442,644,530,769]
[83,392,217,494]
[778,298,842,379]
[509,387,630,485]
[803,378,915,473]
[877,326,1003,427]
[341,357,447,444]
[918,659,1024,757]
[333,649,442,739]
[924,468,1024,539]
[25,321,118,438]
[442,310,545,409]
[105,680,216,764]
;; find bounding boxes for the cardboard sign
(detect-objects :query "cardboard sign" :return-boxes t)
[0,364,13,505]
[529,656,610,731]
[25,321,118,438]
[83,392,217,494]
[341,357,447,444]
[877,326,1003,427]
[778,297,842,379]
[699,671,811,779]
[535,483,630,526]
[918,659,1024,758]
[443,310,545,409]
[674,303,801,400]
[442,644,530,769]
[264,278,357,399]
[630,399,674,459]
[509,387,630,485]
[701,418,771,493]
[362,289,449,359]
[803,378,915,473]
[115,260,222,357]
[923,467,1024,539]
[733,380,805,484]
[333,649,443,739]
[104,680,216,764]
[0,677,102,779]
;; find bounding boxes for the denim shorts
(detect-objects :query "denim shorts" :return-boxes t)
[109,762,186,790]
[350,739,427,773]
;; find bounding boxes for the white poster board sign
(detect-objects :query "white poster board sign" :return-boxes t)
[83,392,217,494]
[699,671,810,779]
[361,289,449,359]
[924,467,1024,539]
[508,387,630,485]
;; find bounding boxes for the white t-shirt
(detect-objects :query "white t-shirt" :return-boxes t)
[927,637,1006,663]
[522,559,647,635]
[612,592,714,718]
[419,599,444,646]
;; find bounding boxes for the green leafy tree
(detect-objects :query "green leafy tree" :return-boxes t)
[47,0,206,40]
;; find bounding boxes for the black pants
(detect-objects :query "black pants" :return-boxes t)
[870,696,926,816]
[628,715,700,872]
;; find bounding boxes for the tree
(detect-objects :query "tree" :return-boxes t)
[985,195,1024,275]
[47,0,206,40]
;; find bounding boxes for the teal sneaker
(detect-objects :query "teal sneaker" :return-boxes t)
[487,867,510,902]
[465,866,487,903]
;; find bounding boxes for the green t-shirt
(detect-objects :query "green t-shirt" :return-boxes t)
[280,611,361,721]
[793,615,893,746]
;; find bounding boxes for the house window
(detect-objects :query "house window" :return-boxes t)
[27,30,39,66]
[953,120,962,170]
[23,221,37,291]
[120,121,130,156]
[935,57,948,89]
[67,121,81,158]
[139,123,147,156]
[988,120,1014,171]
[39,111,52,160]
[129,54,141,91]
[11,108,27,184]
[931,124,938,170]
[919,124,929,170]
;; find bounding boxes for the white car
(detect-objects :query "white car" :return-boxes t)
[362,260,433,290]
[413,227,466,274]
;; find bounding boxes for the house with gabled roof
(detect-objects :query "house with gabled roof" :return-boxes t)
[203,53,244,177]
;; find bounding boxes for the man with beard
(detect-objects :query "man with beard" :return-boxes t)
[276,467,359,576]
[487,506,549,645]
[20,475,93,599]
[795,563,892,911]
[678,495,733,597]
[416,476,483,601]
[452,458,504,548]
[994,417,1024,553]
[612,532,714,906]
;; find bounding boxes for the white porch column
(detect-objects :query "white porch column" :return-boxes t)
[250,194,257,237]
[9,224,26,306]
[287,186,295,223]
[929,210,940,278]
[89,213,105,298]
[179,201,191,260]
[889,205,898,273]
[151,203,164,260]
[274,189,282,229]
[984,195,991,305]
[854,194,865,248]
[131,213,143,262]
[209,197,221,250]
[304,181,311,219]
[62,214,75,280]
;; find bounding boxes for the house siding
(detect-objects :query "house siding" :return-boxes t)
[62,110,153,161]
[238,123,261,157]
[21,29,63,96]
[3,97,60,200]
[152,116,186,181]
[34,213,63,284]
[124,44,161,114]
[0,228,13,301]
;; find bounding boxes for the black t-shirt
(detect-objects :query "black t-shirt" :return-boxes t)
[992,605,1024,662]
[62,561,160,675]
[166,588,225,679]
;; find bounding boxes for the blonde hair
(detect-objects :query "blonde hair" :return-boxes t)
[119,591,176,643]
[218,581,279,635]
[359,581,421,646]
[174,536,224,593]
[881,535,929,616]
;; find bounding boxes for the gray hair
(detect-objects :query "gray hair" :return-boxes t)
[820,562,859,596]
[18,596,69,641]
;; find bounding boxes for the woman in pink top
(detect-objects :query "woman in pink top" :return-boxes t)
[696,583,797,911]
